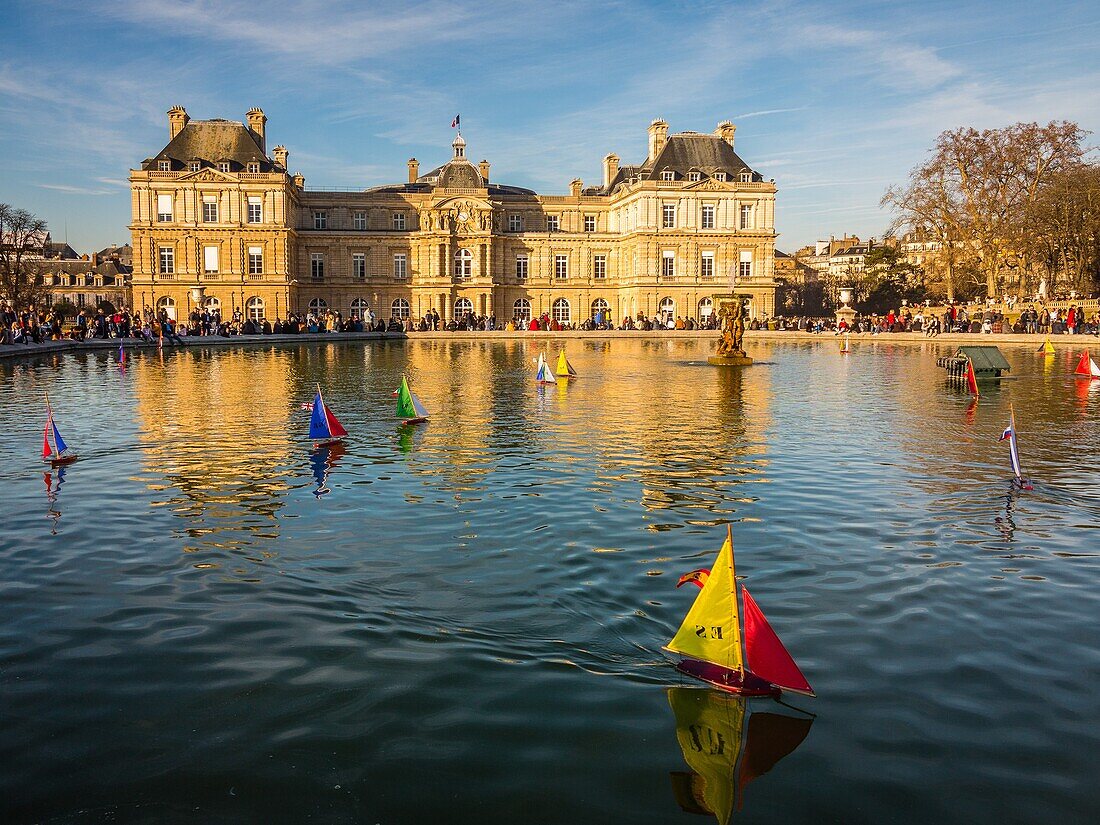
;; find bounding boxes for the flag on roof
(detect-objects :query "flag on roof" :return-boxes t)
[451,114,460,128]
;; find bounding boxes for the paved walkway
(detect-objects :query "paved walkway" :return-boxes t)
[3,329,1098,361]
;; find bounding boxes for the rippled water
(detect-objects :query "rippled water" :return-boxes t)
[1,338,1098,823]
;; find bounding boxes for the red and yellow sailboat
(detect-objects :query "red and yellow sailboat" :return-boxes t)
[665,526,814,698]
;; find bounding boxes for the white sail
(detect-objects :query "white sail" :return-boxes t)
[410,389,429,419]
[1091,358,1100,378]
[536,353,557,384]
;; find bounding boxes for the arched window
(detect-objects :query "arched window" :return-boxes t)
[246,295,265,321]
[552,298,571,325]
[590,298,609,318]
[391,298,410,320]
[659,296,675,318]
[513,298,531,322]
[454,248,472,279]
[698,297,713,318]
[350,297,369,321]
[156,296,176,321]
[203,296,221,312]
[454,297,473,318]
[308,298,328,315]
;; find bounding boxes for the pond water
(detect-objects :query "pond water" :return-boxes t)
[1,338,1098,823]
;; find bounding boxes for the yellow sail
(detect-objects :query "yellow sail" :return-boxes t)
[555,349,576,377]
[666,530,742,671]
[668,687,744,825]
[1043,338,1056,355]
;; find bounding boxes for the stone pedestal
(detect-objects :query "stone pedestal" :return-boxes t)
[708,354,754,366]
[835,305,857,329]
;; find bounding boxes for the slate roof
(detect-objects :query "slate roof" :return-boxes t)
[600,132,763,194]
[143,119,272,171]
[366,156,537,196]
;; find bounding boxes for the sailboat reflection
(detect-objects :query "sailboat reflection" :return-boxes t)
[667,687,812,823]
[309,440,346,497]
[43,467,67,533]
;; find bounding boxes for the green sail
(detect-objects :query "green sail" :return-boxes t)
[396,376,418,419]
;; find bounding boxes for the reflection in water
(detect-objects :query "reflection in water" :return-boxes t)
[668,687,811,824]
[310,441,345,497]
[43,468,66,534]
[996,481,1021,542]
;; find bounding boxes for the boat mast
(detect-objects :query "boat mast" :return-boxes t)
[726,523,744,680]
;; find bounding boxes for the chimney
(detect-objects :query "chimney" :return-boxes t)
[167,105,189,139]
[408,158,419,183]
[292,172,305,189]
[272,145,288,170]
[570,178,583,197]
[715,120,736,148]
[246,108,267,153]
[478,159,490,184]
[603,153,620,188]
[647,118,669,161]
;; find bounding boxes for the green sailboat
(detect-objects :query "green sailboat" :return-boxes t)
[396,375,429,425]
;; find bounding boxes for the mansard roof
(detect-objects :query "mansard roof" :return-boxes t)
[601,132,763,194]
[142,119,272,171]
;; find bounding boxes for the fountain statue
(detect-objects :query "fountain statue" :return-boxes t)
[708,297,753,366]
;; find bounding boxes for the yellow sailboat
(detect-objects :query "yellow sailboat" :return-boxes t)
[1038,337,1056,355]
[665,526,814,697]
[555,348,578,379]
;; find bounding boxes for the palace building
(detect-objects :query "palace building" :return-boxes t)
[129,107,780,326]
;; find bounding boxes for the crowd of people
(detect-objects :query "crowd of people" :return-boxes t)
[4,299,1098,347]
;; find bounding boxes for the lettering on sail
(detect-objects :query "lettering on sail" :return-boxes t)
[695,625,723,639]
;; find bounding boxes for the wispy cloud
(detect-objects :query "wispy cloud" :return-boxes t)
[733,107,810,120]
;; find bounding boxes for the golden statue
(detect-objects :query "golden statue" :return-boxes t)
[709,298,753,366]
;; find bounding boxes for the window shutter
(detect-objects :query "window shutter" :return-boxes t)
[157,194,172,215]
[203,246,219,272]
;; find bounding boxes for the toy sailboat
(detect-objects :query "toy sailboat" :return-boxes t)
[535,352,557,384]
[396,375,429,425]
[1073,350,1100,379]
[840,333,850,354]
[1038,338,1056,355]
[42,394,78,465]
[966,359,980,397]
[668,687,812,824]
[308,385,348,445]
[999,407,1032,490]
[665,526,813,698]
[555,349,578,378]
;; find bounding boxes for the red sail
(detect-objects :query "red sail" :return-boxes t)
[42,413,53,458]
[966,360,980,397]
[324,404,348,438]
[1074,351,1092,376]
[742,586,813,695]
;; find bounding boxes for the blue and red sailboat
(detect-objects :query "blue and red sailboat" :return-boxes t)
[308,385,348,445]
[999,407,1032,490]
[42,393,78,465]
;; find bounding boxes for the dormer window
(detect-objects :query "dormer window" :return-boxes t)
[188,161,200,173]
[688,171,701,182]
[247,162,260,173]
[157,160,170,171]
[660,170,674,182]
[714,172,727,182]
[218,162,230,173]
[740,171,752,182]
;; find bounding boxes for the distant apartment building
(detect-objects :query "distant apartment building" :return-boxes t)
[128,107,782,325]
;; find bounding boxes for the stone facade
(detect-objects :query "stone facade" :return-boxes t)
[130,109,780,325]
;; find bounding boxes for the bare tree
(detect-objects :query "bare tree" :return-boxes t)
[1026,163,1100,295]
[0,203,49,308]
[883,122,1087,298]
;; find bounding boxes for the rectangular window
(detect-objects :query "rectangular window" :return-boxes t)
[311,253,324,281]
[688,171,701,182]
[715,172,727,182]
[248,246,263,275]
[701,205,715,229]
[661,170,674,182]
[314,210,327,230]
[662,250,675,278]
[247,162,259,173]
[393,253,407,280]
[547,215,559,232]
[584,215,596,232]
[700,251,715,279]
[509,214,523,232]
[218,162,230,173]
[202,197,218,223]
[156,194,173,222]
[188,161,200,173]
[203,245,219,273]
[353,211,367,230]
[352,253,366,281]
[662,204,676,228]
[158,246,174,275]
[739,249,752,280]
[248,197,262,223]
[593,254,606,280]
[740,171,752,182]
[392,212,406,230]
[740,204,753,230]
[554,254,568,280]
[157,160,170,171]
[515,254,528,281]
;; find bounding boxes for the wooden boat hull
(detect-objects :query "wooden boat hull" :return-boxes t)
[44,453,78,466]
[676,658,778,697]
[312,437,344,447]
[400,417,428,426]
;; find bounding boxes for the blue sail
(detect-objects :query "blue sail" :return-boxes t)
[52,417,68,454]
[308,390,330,439]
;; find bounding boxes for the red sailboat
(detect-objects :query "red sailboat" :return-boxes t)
[307,385,348,445]
[665,526,814,698]
[42,393,78,465]
[1073,350,1100,379]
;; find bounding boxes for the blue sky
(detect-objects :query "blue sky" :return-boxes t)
[1,0,1098,254]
